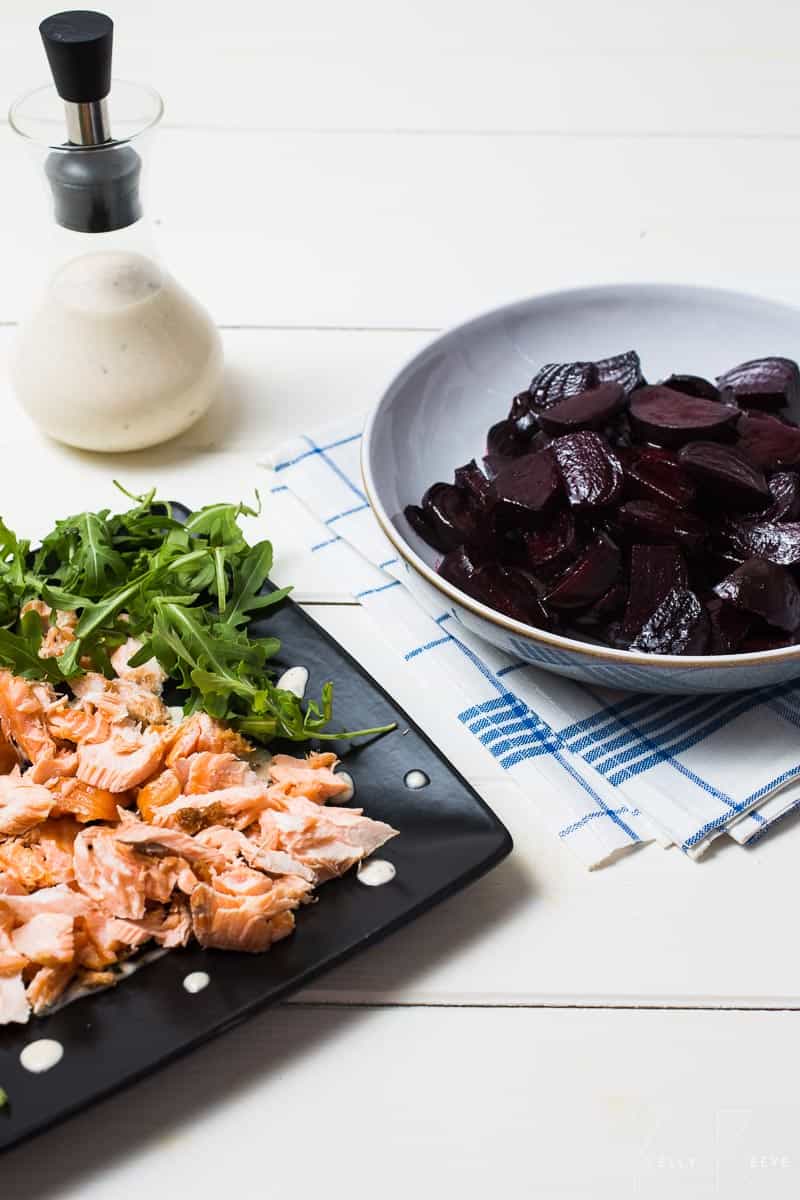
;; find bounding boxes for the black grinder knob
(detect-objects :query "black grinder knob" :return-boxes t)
[39,10,143,233]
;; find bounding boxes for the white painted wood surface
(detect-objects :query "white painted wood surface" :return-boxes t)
[2,0,800,1193]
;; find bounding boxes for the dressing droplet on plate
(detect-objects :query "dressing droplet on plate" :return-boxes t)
[357,859,396,887]
[20,1039,64,1074]
[276,666,308,699]
[404,769,430,790]
[183,971,210,995]
[336,770,355,803]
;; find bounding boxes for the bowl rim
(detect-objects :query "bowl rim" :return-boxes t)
[361,280,800,673]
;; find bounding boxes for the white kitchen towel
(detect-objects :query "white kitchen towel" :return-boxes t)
[264,424,800,868]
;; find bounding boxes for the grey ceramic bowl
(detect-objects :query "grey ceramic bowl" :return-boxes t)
[362,283,800,694]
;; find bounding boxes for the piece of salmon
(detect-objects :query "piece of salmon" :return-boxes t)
[26,962,76,1014]
[0,772,55,835]
[151,784,281,834]
[0,973,30,1023]
[48,778,125,823]
[0,817,79,889]
[77,726,167,793]
[48,703,111,746]
[110,637,167,694]
[113,815,228,870]
[181,751,258,795]
[11,912,74,966]
[194,825,316,882]
[0,884,93,921]
[128,898,192,948]
[72,828,148,920]
[71,671,168,728]
[268,752,351,804]
[165,713,251,766]
[267,795,398,882]
[137,768,181,822]
[79,910,151,967]
[189,883,303,952]
[0,672,61,765]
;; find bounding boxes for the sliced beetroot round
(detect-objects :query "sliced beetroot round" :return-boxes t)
[492,448,563,530]
[704,595,752,654]
[419,482,485,552]
[404,503,440,550]
[595,349,644,395]
[621,543,688,638]
[523,509,580,579]
[551,431,623,510]
[623,447,697,509]
[736,411,800,471]
[716,356,800,412]
[629,589,710,655]
[719,519,800,567]
[762,471,800,521]
[544,533,621,610]
[454,458,493,505]
[677,441,770,510]
[487,418,530,459]
[713,558,800,632]
[537,382,626,436]
[661,374,722,403]
[526,360,599,411]
[629,386,739,448]
[615,500,706,552]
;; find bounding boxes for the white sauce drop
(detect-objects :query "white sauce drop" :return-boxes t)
[183,971,211,995]
[335,770,355,803]
[277,666,308,699]
[20,1039,64,1074]
[404,769,430,790]
[357,859,397,887]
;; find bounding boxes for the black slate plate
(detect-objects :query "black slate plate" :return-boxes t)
[0,530,512,1151]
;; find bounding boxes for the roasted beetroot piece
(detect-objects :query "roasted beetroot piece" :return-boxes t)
[454,458,493,505]
[623,447,697,509]
[487,418,530,459]
[438,545,486,597]
[713,558,800,632]
[525,361,599,411]
[736,411,800,471]
[629,588,709,655]
[716,357,800,412]
[544,533,621,610]
[508,391,540,437]
[662,374,722,403]
[629,386,739,448]
[740,632,796,652]
[574,582,628,628]
[523,509,580,579]
[492,448,563,530]
[621,544,688,638]
[762,472,800,521]
[552,431,623,510]
[616,500,706,552]
[595,349,644,395]
[719,519,800,567]
[537,382,626,437]
[677,441,770,511]
[704,595,752,654]
[480,563,551,627]
[411,482,485,552]
[404,503,439,549]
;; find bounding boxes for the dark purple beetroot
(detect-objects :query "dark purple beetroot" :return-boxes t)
[662,374,721,403]
[739,630,797,652]
[621,544,688,638]
[713,558,800,632]
[762,472,800,521]
[629,589,710,655]
[736,411,800,471]
[454,458,493,505]
[438,548,550,628]
[525,361,599,411]
[508,391,540,437]
[716,357,800,412]
[492,448,563,530]
[615,501,706,552]
[629,386,739,448]
[595,349,644,395]
[678,442,770,511]
[487,418,530,459]
[574,582,628,628]
[544,533,621,610]
[623,447,697,509]
[704,595,752,654]
[438,545,485,597]
[523,509,580,579]
[537,382,626,436]
[719,520,800,567]
[406,482,485,553]
[604,412,634,449]
[551,431,623,510]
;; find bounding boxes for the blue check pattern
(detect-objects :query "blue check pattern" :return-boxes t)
[267,426,800,866]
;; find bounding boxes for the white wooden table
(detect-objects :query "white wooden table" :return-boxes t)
[3,3,800,1195]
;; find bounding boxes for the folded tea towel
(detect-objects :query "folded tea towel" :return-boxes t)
[264,423,800,868]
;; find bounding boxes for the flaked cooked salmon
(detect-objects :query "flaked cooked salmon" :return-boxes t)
[0,660,398,1024]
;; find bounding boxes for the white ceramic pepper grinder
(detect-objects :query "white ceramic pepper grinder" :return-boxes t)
[8,11,223,452]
